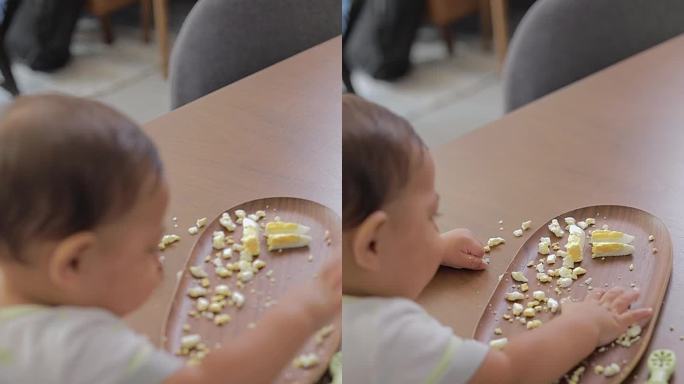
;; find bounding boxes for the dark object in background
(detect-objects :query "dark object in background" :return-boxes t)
[342,0,364,93]
[169,0,340,109]
[504,0,684,111]
[7,0,86,72]
[0,0,20,95]
[345,0,425,81]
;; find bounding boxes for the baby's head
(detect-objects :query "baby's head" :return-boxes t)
[343,95,443,299]
[0,94,167,316]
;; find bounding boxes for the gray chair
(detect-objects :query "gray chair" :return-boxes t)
[503,0,684,112]
[170,0,340,109]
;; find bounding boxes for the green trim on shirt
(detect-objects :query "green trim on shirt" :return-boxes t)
[126,344,152,375]
[0,305,46,322]
[342,294,357,302]
[0,348,13,365]
[424,337,457,384]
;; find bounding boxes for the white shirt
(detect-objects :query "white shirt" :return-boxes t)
[343,296,489,384]
[0,305,182,384]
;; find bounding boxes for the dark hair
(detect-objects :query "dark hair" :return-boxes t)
[0,94,163,260]
[343,94,425,230]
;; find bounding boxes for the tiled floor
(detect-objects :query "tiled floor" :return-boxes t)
[351,29,504,147]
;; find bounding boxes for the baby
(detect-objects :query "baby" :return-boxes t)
[0,94,341,384]
[341,94,652,384]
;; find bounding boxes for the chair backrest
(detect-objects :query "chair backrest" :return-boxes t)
[503,0,684,112]
[170,0,340,109]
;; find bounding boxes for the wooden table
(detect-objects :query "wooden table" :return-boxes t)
[126,37,341,345]
[418,34,684,381]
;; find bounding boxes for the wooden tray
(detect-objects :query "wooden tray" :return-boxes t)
[473,205,672,383]
[162,197,341,384]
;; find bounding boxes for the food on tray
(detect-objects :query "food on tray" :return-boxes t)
[267,233,312,251]
[590,230,635,244]
[592,242,635,258]
[265,221,311,235]
[564,225,586,263]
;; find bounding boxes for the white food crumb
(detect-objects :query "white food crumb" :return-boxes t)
[231,292,245,308]
[489,338,508,349]
[487,237,505,248]
[505,291,524,301]
[521,220,532,230]
[511,271,528,283]
[602,363,621,377]
[196,217,208,228]
[293,353,320,369]
[512,303,523,315]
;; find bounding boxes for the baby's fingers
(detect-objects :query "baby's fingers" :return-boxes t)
[600,286,626,304]
[461,254,487,270]
[465,238,485,258]
[587,289,605,302]
[617,307,653,326]
[611,289,640,313]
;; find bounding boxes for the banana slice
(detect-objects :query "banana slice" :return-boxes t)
[267,233,312,251]
[590,230,635,244]
[592,242,635,258]
[264,221,310,236]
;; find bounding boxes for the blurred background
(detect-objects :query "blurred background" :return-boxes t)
[343,0,535,147]
[0,0,196,122]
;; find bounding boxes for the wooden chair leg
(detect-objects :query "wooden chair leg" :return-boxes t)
[439,25,454,56]
[100,15,114,44]
[490,0,509,70]
[478,0,493,50]
[153,0,169,78]
[141,0,152,43]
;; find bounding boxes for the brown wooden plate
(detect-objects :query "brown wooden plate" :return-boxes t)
[162,197,341,384]
[473,205,672,383]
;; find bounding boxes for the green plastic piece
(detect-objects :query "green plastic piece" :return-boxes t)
[647,349,676,384]
[329,351,342,384]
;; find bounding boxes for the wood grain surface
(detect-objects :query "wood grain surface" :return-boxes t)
[126,36,341,353]
[162,197,341,384]
[418,34,684,382]
[473,206,672,383]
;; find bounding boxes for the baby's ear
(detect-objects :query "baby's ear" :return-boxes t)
[48,232,97,289]
[351,210,387,271]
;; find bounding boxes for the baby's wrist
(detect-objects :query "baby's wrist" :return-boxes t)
[566,312,601,346]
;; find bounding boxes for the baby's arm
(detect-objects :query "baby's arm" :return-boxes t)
[164,258,341,384]
[468,287,652,384]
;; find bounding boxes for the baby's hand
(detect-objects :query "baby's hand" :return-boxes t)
[562,287,653,346]
[440,228,487,270]
[288,256,342,331]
